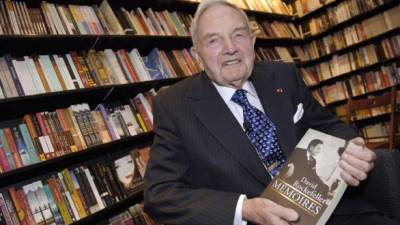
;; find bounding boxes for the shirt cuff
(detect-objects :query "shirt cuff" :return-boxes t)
[233,194,247,225]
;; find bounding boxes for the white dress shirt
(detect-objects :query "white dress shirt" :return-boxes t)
[212,81,266,225]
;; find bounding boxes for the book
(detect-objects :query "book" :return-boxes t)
[261,129,355,225]
[113,150,144,196]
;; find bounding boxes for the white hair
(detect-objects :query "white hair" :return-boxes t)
[190,0,251,47]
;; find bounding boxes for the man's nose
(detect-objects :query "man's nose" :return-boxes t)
[223,38,238,54]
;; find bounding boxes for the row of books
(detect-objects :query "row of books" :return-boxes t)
[0,0,191,36]
[301,6,400,61]
[255,46,301,63]
[290,0,335,17]
[0,0,105,35]
[249,16,301,39]
[0,90,154,173]
[299,0,392,37]
[344,63,400,97]
[301,35,400,86]
[0,146,150,225]
[108,203,160,225]
[0,47,198,99]
[336,104,393,141]
[360,122,391,142]
[311,62,400,105]
[114,5,192,36]
[184,0,291,15]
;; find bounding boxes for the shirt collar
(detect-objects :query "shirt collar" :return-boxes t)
[212,81,258,105]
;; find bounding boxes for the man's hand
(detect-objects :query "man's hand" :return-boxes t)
[242,198,298,225]
[340,137,376,186]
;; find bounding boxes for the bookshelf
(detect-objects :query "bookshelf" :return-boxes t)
[287,0,400,145]
[0,0,300,224]
[1,0,399,224]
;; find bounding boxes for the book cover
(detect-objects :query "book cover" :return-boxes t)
[113,150,144,196]
[261,129,352,225]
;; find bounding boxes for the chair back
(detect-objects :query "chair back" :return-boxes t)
[345,87,397,149]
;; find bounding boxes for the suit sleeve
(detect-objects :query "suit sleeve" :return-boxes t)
[143,96,240,225]
[290,64,359,140]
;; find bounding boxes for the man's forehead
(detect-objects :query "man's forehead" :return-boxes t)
[197,4,246,25]
[197,7,247,32]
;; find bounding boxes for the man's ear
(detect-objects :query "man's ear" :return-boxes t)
[190,46,204,70]
[190,46,198,59]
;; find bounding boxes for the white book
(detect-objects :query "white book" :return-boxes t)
[88,6,104,34]
[119,106,137,136]
[80,6,94,34]
[130,49,151,81]
[53,55,75,90]
[47,2,66,35]
[99,0,124,34]
[56,5,73,35]
[83,167,106,209]
[38,55,63,92]
[12,59,36,95]
[0,58,14,98]
[65,54,84,88]
[24,56,45,94]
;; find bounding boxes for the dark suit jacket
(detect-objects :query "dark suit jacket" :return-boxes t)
[144,62,371,225]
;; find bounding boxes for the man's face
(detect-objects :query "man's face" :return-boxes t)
[192,5,256,89]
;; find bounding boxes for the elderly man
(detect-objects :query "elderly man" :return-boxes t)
[144,0,398,224]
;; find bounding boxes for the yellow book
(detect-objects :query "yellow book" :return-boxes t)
[64,108,87,150]
[135,112,148,132]
[62,169,88,219]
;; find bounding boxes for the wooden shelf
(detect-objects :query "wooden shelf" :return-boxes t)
[352,113,392,128]
[302,0,400,42]
[308,57,400,90]
[0,77,184,121]
[325,85,397,108]
[299,28,400,68]
[293,0,346,23]
[0,132,154,189]
[0,35,193,55]
[72,191,144,225]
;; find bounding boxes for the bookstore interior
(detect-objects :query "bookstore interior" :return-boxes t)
[0,0,399,224]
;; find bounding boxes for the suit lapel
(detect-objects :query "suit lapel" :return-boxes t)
[251,64,297,158]
[187,74,269,185]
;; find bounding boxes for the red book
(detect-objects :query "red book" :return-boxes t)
[3,128,23,168]
[0,140,10,172]
[117,50,140,82]
[8,188,28,225]
[131,97,153,131]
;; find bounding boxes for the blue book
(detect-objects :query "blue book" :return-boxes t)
[143,48,170,80]
[43,184,65,225]
[11,127,31,166]
[19,124,40,164]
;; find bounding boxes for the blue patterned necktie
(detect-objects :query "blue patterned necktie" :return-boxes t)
[231,89,285,177]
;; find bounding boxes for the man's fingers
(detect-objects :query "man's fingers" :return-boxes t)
[345,146,376,163]
[340,159,368,182]
[341,152,374,173]
[268,202,299,222]
[350,137,365,146]
[340,170,360,186]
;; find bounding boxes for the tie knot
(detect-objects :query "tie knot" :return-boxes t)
[231,89,249,107]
